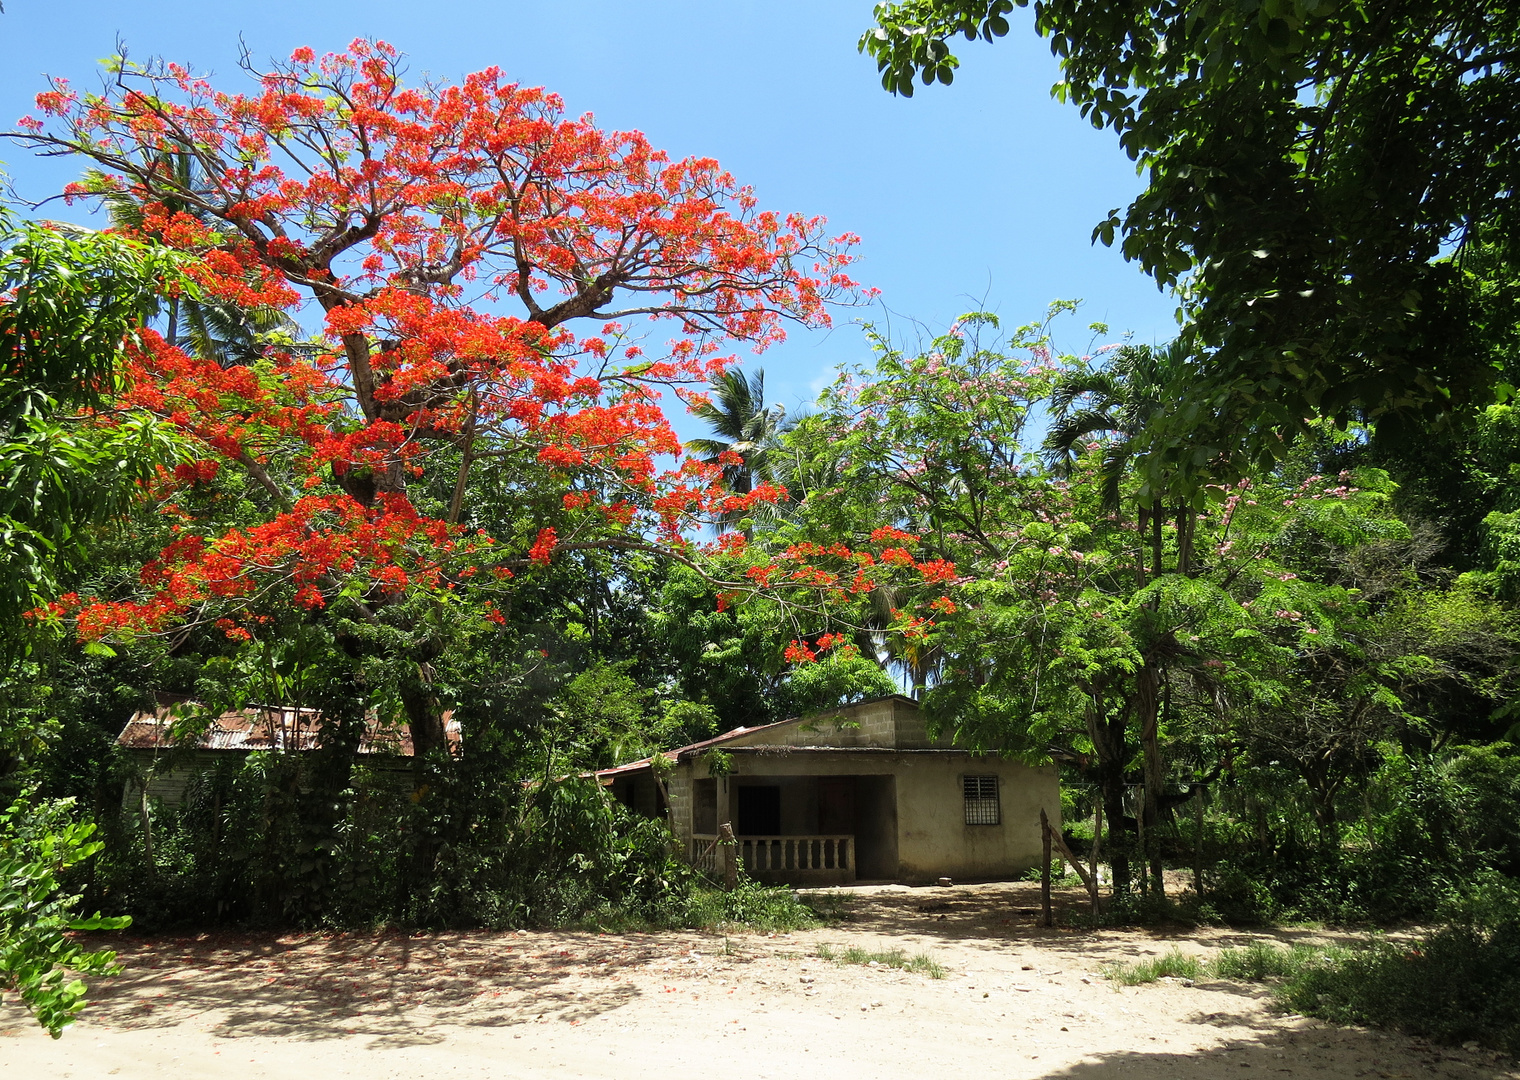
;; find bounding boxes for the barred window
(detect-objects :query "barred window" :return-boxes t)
[963,774,1000,825]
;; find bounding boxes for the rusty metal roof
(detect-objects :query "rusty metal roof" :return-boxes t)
[117,704,461,757]
[593,722,788,780]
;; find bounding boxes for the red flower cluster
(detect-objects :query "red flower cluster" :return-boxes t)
[18,42,865,640]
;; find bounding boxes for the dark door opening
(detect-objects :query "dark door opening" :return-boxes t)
[854,775,898,880]
[737,785,781,835]
[817,776,856,834]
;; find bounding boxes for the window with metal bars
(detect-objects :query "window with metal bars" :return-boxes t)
[963,774,1000,825]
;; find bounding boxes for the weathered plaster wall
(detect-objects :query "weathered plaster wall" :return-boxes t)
[892,755,1059,883]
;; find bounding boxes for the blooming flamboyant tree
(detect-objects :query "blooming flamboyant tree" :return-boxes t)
[13,41,862,753]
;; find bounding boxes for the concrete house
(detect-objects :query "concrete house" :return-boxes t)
[599,695,1060,886]
[117,702,460,807]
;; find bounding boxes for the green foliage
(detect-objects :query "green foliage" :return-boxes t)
[0,794,129,1037]
[1101,949,1202,986]
[1106,941,1322,986]
[0,210,183,627]
[672,878,819,933]
[545,661,716,771]
[652,564,788,731]
[1210,941,1321,982]
[864,2,1520,452]
[1278,881,1520,1055]
[782,650,899,716]
[1196,743,1520,924]
[687,367,792,531]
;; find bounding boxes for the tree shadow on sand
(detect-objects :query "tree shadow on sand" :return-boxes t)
[1026,1021,1515,1080]
[72,930,681,1043]
[810,881,1378,962]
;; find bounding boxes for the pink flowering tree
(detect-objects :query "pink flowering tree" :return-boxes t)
[740,306,1416,897]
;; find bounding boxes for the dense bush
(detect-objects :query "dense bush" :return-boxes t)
[1278,879,1520,1055]
[87,750,815,933]
[1194,743,1520,924]
[0,793,129,1037]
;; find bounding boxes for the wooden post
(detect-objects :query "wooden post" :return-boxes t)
[1193,785,1205,900]
[1040,808,1053,927]
[719,822,738,891]
[1090,801,1103,920]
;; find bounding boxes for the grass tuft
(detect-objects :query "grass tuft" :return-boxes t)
[1104,941,1327,987]
[817,942,946,978]
[1210,941,1322,981]
[679,881,820,933]
[1101,949,1203,985]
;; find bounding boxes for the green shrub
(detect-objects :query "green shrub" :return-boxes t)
[0,794,129,1037]
[1277,880,1520,1055]
[675,878,818,933]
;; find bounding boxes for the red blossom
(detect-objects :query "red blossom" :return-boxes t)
[528,527,558,566]
[18,42,864,639]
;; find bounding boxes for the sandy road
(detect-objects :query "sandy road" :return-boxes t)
[2,882,1514,1080]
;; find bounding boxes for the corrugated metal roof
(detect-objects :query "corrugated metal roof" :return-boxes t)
[593,694,928,779]
[593,719,797,780]
[117,704,461,757]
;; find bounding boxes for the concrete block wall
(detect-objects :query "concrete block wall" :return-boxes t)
[721,696,947,751]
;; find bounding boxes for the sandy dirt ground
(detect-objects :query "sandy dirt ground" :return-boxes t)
[2,881,1515,1080]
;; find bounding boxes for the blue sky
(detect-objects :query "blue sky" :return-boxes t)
[0,0,1177,432]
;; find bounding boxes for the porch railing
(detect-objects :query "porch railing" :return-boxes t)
[692,833,853,877]
[743,834,852,875]
[690,833,722,875]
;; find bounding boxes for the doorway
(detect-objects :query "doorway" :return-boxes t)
[737,785,781,835]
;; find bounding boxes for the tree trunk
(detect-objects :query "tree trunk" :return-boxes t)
[1304,765,1342,853]
[1150,508,1164,581]
[1134,658,1166,899]
[1086,702,1132,896]
[1193,783,1206,900]
[290,665,369,918]
[138,782,155,869]
[397,670,449,912]
[1103,774,1131,896]
[401,682,449,761]
[1176,506,1195,576]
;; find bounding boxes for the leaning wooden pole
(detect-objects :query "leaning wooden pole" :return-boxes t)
[1040,808,1053,927]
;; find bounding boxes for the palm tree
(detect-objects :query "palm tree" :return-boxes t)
[1044,341,1184,501]
[687,368,789,529]
[1042,337,1199,897]
[1043,339,1192,576]
[85,151,297,366]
